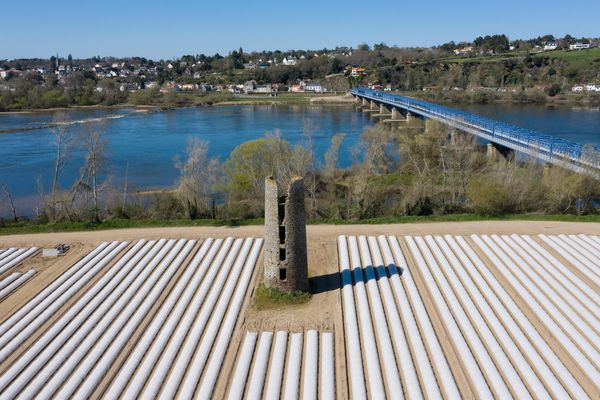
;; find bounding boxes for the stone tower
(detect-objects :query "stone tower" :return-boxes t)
[264,175,308,293]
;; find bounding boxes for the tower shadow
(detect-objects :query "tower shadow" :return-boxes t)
[308,272,342,295]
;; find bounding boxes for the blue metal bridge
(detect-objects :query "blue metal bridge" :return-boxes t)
[352,87,600,177]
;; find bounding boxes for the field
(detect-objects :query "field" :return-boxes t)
[0,221,598,398]
[543,48,600,68]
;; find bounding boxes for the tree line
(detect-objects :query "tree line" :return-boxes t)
[2,117,599,226]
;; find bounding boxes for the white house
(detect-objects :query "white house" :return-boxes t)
[543,42,558,51]
[571,85,584,92]
[585,84,600,92]
[282,56,297,66]
[255,84,273,93]
[304,81,324,93]
[569,42,591,50]
[243,80,257,93]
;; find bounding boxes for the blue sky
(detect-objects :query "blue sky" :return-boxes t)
[2,0,599,59]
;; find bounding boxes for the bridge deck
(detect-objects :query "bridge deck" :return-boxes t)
[352,88,600,176]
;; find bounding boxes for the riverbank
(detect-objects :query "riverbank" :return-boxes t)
[0,103,159,116]
[2,90,598,114]
[0,92,345,114]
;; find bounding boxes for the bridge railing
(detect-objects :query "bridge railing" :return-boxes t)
[352,87,600,170]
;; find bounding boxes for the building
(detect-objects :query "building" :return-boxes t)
[263,176,308,293]
[255,84,273,94]
[585,84,600,92]
[350,67,367,77]
[180,83,199,91]
[453,46,474,55]
[569,42,591,50]
[282,56,298,66]
[304,81,324,92]
[543,42,558,51]
[243,80,257,93]
[0,69,22,79]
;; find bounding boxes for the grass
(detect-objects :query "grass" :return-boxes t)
[251,283,312,310]
[0,213,598,236]
[0,217,264,236]
[543,47,600,66]
[441,53,523,64]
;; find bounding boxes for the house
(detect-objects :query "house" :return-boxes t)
[290,84,304,92]
[0,69,22,79]
[569,42,591,50]
[543,42,558,51]
[282,56,297,66]
[585,84,600,92]
[255,84,273,94]
[304,81,324,92]
[572,85,584,92]
[243,80,257,93]
[350,67,367,77]
[160,81,180,92]
[453,46,474,55]
[181,83,198,91]
[199,83,212,92]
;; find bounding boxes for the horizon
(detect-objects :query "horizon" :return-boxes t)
[2,0,599,60]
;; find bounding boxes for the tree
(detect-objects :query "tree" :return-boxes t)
[357,43,371,51]
[224,134,310,216]
[0,182,18,221]
[175,138,219,219]
[48,113,74,220]
[80,123,108,222]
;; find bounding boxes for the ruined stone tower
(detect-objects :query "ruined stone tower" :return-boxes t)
[264,175,308,293]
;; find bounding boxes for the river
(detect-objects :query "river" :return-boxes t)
[0,103,599,214]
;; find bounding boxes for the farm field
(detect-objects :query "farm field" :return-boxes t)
[0,221,598,399]
[338,234,599,399]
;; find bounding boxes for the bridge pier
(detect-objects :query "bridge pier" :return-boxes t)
[362,100,379,114]
[370,103,392,119]
[487,143,515,161]
[382,106,408,126]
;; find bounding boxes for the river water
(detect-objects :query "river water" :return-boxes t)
[0,103,599,214]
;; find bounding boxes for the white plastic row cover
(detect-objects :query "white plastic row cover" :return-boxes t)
[0,247,38,275]
[226,329,335,400]
[0,269,36,301]
[0,238,264,399]
[338,235,458,399]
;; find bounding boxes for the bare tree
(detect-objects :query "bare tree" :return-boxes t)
[0,182,18,222]
[80,122,108,222]
[175,138,219,219]
[48,113,73,219]
[324,133,345,180]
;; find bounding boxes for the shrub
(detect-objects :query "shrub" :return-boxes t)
[467,176,512,215]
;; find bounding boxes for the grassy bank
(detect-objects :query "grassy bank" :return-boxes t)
[1,214,599,236]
